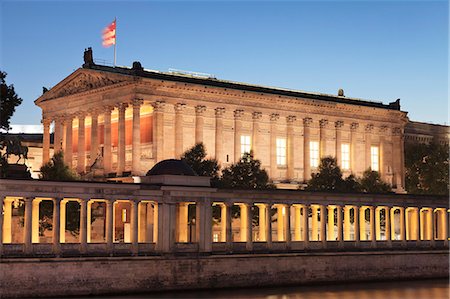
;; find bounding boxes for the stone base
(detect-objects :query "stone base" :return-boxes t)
[4,164,32,179]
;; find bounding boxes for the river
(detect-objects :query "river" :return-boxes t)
[70,279,449,299]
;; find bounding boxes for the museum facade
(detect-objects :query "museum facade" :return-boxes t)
[35,49,408,190]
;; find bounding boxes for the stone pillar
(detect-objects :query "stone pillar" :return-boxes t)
[365,124,374,170]
[60,200,66,243]
[196,199,212,253]
[234,109,244,162]
[117,103,128,176]
[24,197,33,254]
[442,209,448,247]
[350,123,359,173]
[303,118,312,181]
[157,202,176,253]
[252,112,262,158]
[319,119,328,157]
[285,204,291,248]
[195,105,206,144]
[335,121,344,167]
[239,204,248,243]
[311,205,318,241]
[265,203,273,249]
[178,203,189,242]
[0,196,3,255]
[354,205,360,244]
[79,199,88,253]
[90,110,99,166]
[103,107,112,174]
[42,118,51,164]
[220,204,227,242]
[54,117,63,154]
[214,107,225,162]
[399,207,406,245]
[320,205,327,247]
[152,101,165,162]
[359,207,366,241]
[106,200,114,253]
[302,204,309,248]
[32,199,41,243]
[336,205,343,246]
[276,204,285,241]
[413,207,421,242]
[2,199,12,244]
[375,207,381,240]
[379,126,388,180]
[286,115,296,181]
[385,206,392,246]
[327,206,335,241]
[64,117,73,167]
[52,198,61,255]
[392,127,405,192]
[257,204,266,242]
[132,99,143,175]
[293,205,302,241]
[270,113,279,179]
[131,200,139,255]
[431,208,436,247]
[344,206,351,241]
[174,103,186,158]
[225,202,233,251]
[245,204,253,251]
[369,206,376,247]
[77,114,86,173]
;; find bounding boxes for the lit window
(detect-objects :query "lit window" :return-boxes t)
[341,143,350,170]
[240,135,251,156]
[371,146,379,171]
[122,209,127,222]
[276,138,286,166]
[310,141,319,168]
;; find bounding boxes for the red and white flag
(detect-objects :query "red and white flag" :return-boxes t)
[102,20,116,48]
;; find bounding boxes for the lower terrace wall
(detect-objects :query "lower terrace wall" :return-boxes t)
[0,250,448,298]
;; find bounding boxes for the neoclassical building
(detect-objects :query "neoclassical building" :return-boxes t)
[35,49,408,190]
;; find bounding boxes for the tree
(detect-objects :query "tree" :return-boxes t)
[40,151,78,181]
[181,143,220,184]
[305,156,346,192]
[0,71,23,131]
[218,152,273,190]
[405,142,449,195]
[360,169,391,193]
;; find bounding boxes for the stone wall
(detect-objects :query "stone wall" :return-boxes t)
[0,250,448,298]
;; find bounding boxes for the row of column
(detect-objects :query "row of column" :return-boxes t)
[43,99,144,175]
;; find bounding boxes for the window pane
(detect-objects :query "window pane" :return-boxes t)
[240,135,251,156]
[310,141,319,168]
[276,138,286,166]
[341,143,350,170]
[371,146,379,171]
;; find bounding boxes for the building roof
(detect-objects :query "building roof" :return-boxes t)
[82,61,402,111]
[146,159,198,176]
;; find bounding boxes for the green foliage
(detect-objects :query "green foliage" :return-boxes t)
[0,155,8,178]
[360,169,392,193]
[405,142,449,195]
[181,142,220,184]
[305,156,347,192]
[0,71,23,131]
[218,152,273,190]
[39,151,78,181]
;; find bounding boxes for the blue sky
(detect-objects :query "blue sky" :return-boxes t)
[1,1,448,126]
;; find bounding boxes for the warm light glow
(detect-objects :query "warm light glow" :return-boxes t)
[240,135,251,156]
[341,143,350,170]
[371,146,379,171]
[276,138,286,166]
[310,141,319,168]
[122,209,127,222]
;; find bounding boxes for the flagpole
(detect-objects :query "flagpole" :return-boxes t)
[113,17,117,67]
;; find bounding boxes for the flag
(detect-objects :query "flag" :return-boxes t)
[102,20,116,48]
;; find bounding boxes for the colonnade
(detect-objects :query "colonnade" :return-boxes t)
[1,195,448,256]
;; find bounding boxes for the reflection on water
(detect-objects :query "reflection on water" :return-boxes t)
[72,279,449,299]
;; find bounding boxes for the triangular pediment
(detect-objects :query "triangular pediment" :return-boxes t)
[35,68,131,104]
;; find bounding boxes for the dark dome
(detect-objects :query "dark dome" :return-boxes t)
[146,159,198,176]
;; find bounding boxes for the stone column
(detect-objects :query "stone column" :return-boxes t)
[54,117,63,154]
[257,204,266,242]
[152,101,165,162]
[354,205,360,244]
[42,118,51,164]
[320,205,327,247]
[392,127,405,192]
[117,103,128,176]
[195,105,206,144]
[0,196,3,255]
[234,109,244,162]
[132,99,143,175]
[319,119,328,158]
[225,202,233,251]
[174,103,186,158]
[302,204,309,248]
[399,207,406,245]
[344,206,351,241]
[60,200,66,243]
[79,199,88,253]
[270,113,279,179]
[156,202,176,253]
[64,117,73,167]
[265,203,273,249]
[359,206,366,241]
[196,199,212,253]
[413,207,421,242]
[350,123,359,174]
[106,200,114,253]
[178,203,189,242]
[2,200,12,244]
[293,205,302,241]
[276,204,285,241]
[369,206,376,247]
[77,114,86,173]
[336,205,343,246]
[252,112,262,158]
[103,107,113,174]
[379,126,388,180]
[286,115,296,181]
[327,206,335,241]
[245,203,253,251]
[365,124,374,170]
[52,198,61,255]
[442,209,448,247]
[215,107,225,162]
[90,110,99,166]
[303,118,312,181]
[32,199,41,243]
[220,204,227,242]
[335,121,344,167]
[431,208,436,247]
[311,205,319,241]
[375,207,381,240]
[131,200,139,255]
[385,206,392,246]
[24,197,33,254]
[285,204,291,248]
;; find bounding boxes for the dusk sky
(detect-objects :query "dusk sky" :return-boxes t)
[1,1,448,127]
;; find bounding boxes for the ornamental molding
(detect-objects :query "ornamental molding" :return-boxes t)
[252,111,262,120]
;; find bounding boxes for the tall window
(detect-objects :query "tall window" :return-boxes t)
[240,135,251,156]
[310,141,320,168]
[341,143,350,170]
[276,138,286,166]
[371,146,379,171]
